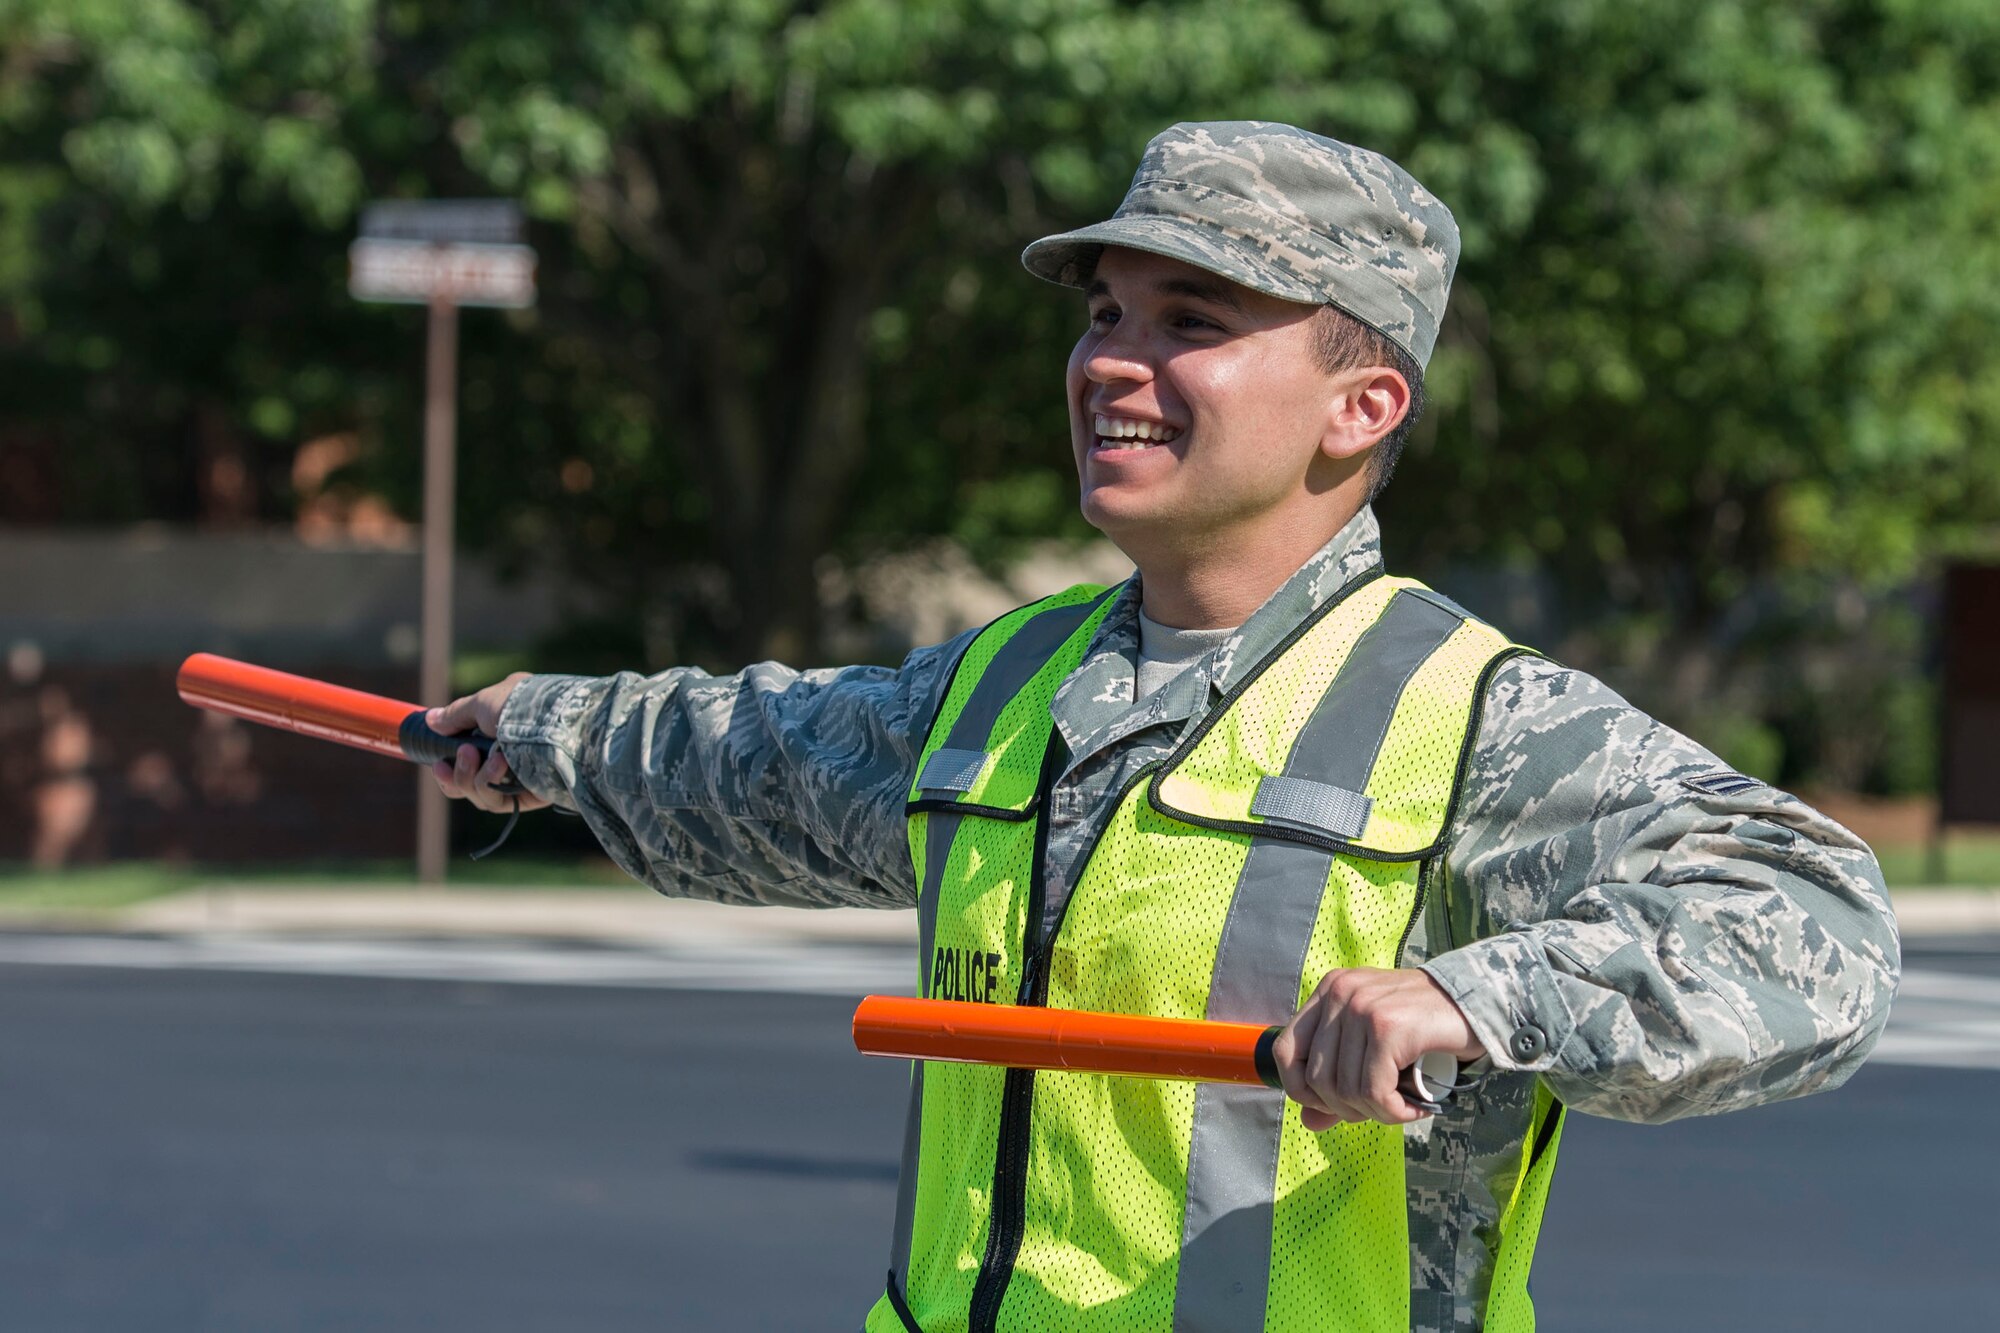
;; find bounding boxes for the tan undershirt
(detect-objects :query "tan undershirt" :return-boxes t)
[1135,608,1238,703]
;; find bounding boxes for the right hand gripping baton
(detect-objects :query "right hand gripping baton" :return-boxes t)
[175,653,526,857]
[175,652,517,782]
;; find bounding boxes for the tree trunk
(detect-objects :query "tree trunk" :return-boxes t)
[684,160,927,667]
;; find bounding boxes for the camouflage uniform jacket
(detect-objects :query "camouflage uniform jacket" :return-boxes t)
[497,505,1900,1331]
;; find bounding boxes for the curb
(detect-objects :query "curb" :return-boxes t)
[1889,889,2000,938]
[30,885,919,947]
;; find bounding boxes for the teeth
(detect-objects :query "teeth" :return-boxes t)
[1092,413,1181,448]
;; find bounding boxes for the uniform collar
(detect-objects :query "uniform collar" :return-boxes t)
[1050,506,1386,764]
[1207,504,1386,695]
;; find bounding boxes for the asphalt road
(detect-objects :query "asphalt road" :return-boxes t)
[1,941,1995,1331]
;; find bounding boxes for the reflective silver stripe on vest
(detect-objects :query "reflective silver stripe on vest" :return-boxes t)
[938,597,1101,768]
[890,594,1104,1292]
[1286,593,1462,794]
[889,806,962,1284]
[916,747,989,794]
[1175,839,1334,1333]
[1173,592,1461,1331]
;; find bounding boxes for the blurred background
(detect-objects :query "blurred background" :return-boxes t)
[3,0,1997,876]
[1,2,1998,1329]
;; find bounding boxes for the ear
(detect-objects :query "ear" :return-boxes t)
[1318,368,1411,463]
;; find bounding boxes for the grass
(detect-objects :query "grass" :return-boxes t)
[1873,833,2000,890]
[0,863,207,913]
[0,856,630,916]
[451,649,538,695]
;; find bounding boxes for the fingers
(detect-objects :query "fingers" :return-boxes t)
[1277,969,1434,1130]
[1304,996,1371,1125]
[430,742,526,813]
[426,694,485,739]
[427,672,533,744]
[1335,1020,1371,1118]
[423,674,553,817]
[426,749,480,802]
[462,742,509,813]
[449,742,488,808]
[1297,1105,1338,1133]
[1272,999,1329,1121]
[1276,976,1367,1127]
[1298,1001,1342,1117]
[1359,1033,1427,1125]
[1332,1004,1429,1125]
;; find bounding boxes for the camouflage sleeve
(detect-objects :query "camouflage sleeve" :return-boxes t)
[488,631,976,910]
[1419,656,1901,1123]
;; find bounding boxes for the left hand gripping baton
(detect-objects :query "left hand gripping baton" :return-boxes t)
[852,995,1462,1113]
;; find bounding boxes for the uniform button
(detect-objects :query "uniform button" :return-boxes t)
[1509,1026,1546,1060]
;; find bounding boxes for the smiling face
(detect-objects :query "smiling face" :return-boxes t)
[1066,248,1398,598]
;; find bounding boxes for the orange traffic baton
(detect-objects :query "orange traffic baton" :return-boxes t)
[177,652,508,774]
[852,995,1462,1112]
[174,644,532,840]
[176,653,526,854]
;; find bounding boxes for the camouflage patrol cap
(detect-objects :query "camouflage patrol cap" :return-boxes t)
[1022,121,1460,366]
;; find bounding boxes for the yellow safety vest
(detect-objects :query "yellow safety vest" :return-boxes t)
[867,571,1564,1333]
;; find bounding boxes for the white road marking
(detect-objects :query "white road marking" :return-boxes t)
[1866,966,2000,1071]
[0,932,917,997]
[0,936,1995,1072]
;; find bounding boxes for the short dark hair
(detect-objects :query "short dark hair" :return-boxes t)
[1307,306,1425,500]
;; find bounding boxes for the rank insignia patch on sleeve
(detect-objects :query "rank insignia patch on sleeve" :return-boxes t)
[1682,771,1763,797]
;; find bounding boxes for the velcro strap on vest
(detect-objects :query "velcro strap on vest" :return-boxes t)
[1250,775,1372,840]
[916,748,989,794]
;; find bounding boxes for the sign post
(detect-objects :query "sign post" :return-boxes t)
[351,200,536,883]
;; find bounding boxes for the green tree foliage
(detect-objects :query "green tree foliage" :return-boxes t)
[399,0,1365,662]
[2,0,1996,790]
[0,0,386,527]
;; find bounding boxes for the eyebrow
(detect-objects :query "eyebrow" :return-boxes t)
[1085,274,1248,313]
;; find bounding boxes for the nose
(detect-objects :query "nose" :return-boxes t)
[1082,320,1153,387]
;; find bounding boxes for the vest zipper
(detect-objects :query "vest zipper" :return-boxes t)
[965,761,1156,1333]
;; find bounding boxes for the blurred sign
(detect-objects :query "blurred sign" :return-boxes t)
[360,199,523,245]
[1940,563,2000,827]
[350,199,535,308]
[349,239,535,308]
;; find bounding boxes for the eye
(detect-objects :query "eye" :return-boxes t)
[1088,306,1119,327]
[1171,306,1233,333]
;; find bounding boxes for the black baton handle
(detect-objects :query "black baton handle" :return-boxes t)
[398,712,525,796]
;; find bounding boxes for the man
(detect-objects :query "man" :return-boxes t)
[429,122,1899,1331]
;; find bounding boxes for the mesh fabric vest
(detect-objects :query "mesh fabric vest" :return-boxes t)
[866,572,1565,1333]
